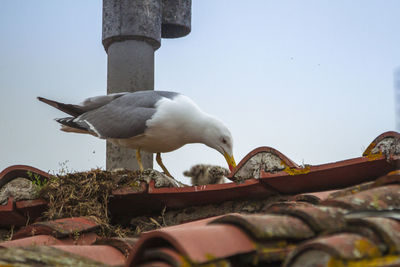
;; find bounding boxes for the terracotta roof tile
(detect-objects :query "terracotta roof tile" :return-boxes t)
[128,223,255,266]
[139,247,185,267]
[51,245,125,266]
[13,217,100,240]
[263,200,315,213]
[0,196,27,226]
[211,213,315,240]
[94,237,138,256]
[0,246,113,266]
[0,235,62,248]
[0,165,50,226]
[138,262,173,267]
[269,205,348,233]
[1,131,399,266]
[322,184,400,210]
[284,233,382,266]
[127,172,400,266]
[229,131,400,193]
[346,217,400,254]
[0,165,50,188]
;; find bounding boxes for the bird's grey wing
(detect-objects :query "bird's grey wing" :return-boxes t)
[72,93,165,138]
[78,92,128,112]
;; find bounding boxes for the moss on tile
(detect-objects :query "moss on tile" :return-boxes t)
[0,246,110,267]
[328,255,400,267]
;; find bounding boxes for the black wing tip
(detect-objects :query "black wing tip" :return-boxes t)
[37,96,52,105]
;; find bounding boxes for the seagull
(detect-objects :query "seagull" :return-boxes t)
[38,91,236,176]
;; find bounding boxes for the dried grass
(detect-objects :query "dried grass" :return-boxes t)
[39,168,141,237]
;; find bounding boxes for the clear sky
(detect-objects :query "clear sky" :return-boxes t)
[0,1,399,183]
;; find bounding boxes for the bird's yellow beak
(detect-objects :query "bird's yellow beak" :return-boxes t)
[224,152,237,172]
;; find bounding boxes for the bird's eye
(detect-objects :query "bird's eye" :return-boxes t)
[222,138,227,144]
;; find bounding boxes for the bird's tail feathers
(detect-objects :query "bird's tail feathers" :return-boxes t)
[37,97,84,117]
[56,117,89,132]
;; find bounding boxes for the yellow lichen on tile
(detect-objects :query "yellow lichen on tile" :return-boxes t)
[365,151,383,161]
[283,165,311,176]
[363,142,376,157]
[328,255,400,267]
[354,239,381,258]
[280,160,311,176]
[362,141,384,161]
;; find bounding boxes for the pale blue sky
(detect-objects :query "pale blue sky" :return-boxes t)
[0,1,399,182]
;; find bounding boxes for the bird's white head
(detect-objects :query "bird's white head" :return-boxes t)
[202,117,236,172]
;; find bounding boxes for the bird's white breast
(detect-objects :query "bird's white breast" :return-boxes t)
[121,95,206,153]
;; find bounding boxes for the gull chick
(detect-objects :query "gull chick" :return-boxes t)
[183,164,229,186]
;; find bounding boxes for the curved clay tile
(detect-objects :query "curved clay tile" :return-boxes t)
[13,217,100,240]
[0,235,62,248]
[127,223,255,266]
[283,233,382,267]
[51,245,126,266]
[210,213,315,241]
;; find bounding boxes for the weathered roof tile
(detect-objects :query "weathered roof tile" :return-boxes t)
[0,235,62,248]
[13,217,100,240]
[347,217,400,254]
[211,213,315,241]
[270,205,348,233]
[322,184,400,211]
[1,131,400,267]
[51,245,125,266]
[128,223,255,266]
[94,237,138,257]
[284,233,382,266]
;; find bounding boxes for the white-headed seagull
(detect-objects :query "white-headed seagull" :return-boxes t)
[38,90,236,176]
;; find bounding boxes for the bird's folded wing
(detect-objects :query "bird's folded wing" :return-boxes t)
[75,104,156,139]
[75,93,161,139]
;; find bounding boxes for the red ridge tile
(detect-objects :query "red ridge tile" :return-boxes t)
[0,165,50,188]
[110,179,278,218]
[0,165,50,226]
[226,132,400,195]
[227,146,299,179]
[147,178,277,208]
[15,199,48,223]
[0,197,26,226]
[260,157,398,194]
[362,131,400,158]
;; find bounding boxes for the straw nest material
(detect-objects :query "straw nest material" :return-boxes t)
[39,168,143,237]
